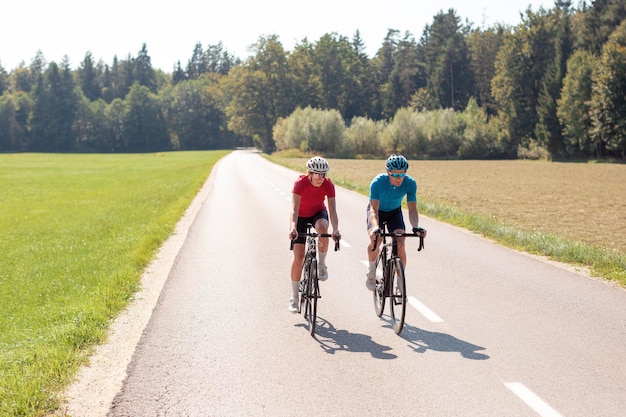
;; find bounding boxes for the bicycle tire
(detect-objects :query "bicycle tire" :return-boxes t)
[373,255,385,317]
[307,258,319,335]
[389,258,407,334]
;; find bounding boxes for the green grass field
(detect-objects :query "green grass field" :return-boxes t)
[271,155,626,286]
[0,151,228,417]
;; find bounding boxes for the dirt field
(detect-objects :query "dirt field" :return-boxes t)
[279,158,626,255]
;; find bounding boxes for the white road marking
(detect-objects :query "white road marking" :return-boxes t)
[408,296,443,322]
[505,382,563,417]
[340,239,351,248]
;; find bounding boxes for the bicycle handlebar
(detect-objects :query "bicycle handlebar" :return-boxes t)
[290,233,341,251]
[371,230,426,252]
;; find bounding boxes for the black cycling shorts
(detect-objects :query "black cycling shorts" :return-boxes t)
[366,204,405,233]
[294,210,329,245]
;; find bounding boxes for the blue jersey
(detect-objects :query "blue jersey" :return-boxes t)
[369,173,417,212]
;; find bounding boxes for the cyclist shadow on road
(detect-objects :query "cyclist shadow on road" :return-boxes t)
[390,318,490,360]
[298,316,397,359]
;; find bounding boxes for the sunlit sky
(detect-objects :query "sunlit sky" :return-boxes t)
[1,0,561,72]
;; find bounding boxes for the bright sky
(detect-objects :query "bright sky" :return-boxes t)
[1,0,558,72]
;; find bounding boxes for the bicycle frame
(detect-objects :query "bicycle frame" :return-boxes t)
[371,222,425,335]
[378,232,396,297]
[290,223,339,336]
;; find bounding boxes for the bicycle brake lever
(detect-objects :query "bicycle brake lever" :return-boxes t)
[417,236,425,251]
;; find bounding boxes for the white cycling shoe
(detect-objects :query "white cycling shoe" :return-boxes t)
[289,297,298,313]
[318,266,328,281]
[365,270,376,291]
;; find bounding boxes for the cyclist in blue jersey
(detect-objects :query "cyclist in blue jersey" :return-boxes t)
[365,154,426,290]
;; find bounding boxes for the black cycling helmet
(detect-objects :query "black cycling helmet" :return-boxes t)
[306,156,329,173]
[385,154,409,171]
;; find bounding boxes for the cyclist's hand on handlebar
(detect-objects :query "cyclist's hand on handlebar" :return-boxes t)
[332,230,341,251]
[289,228,298,241]
[370,227,380,237]
[413,226,426,251]
[412,226,427,238]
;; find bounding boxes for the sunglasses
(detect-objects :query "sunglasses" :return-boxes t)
[389,172,406,178]
[310,172,326,178]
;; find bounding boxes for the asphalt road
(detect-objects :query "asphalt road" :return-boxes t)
[63,150,626,417]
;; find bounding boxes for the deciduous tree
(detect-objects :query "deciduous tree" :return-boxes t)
[557,50,595,157]
[122,82,170,152]
[0,92,29,151]
[223,35,292,152]
[164,75,227,150]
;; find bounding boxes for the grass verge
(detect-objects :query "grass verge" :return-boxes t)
[420,200,625,284]
[0,151,228,417]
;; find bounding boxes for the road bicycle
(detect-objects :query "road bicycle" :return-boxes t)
[371,222,425,335]
[290,223,340,336]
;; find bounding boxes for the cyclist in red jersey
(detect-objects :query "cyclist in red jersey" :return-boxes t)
[288,156,341,313]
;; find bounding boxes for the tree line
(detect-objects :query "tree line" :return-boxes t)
[0,0,625,159]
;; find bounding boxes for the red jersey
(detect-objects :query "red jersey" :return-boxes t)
[292,174,336,217]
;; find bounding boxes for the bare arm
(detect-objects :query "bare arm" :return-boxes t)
[407,201,419,229]
[369,199,380,232]
[289,194,301,239]
[326,197,341,240]
[407,201,427,237]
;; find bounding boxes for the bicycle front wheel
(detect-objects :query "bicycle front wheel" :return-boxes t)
[373,256,385,317]
[389,258,407,335]
[299,261,309,316]
[306,259,319,336]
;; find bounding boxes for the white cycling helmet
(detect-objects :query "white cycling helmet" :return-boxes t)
[306,156,329,173]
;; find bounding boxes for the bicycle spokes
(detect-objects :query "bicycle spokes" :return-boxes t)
[389,258,406,334]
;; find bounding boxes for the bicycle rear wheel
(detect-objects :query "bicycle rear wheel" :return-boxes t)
[306,259,319,335]
[389,258,407,335]
[373,256,385,317]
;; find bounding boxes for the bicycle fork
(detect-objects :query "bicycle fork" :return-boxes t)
[300,258,321,299]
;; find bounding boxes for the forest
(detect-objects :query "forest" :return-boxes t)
[0,0,625,160]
